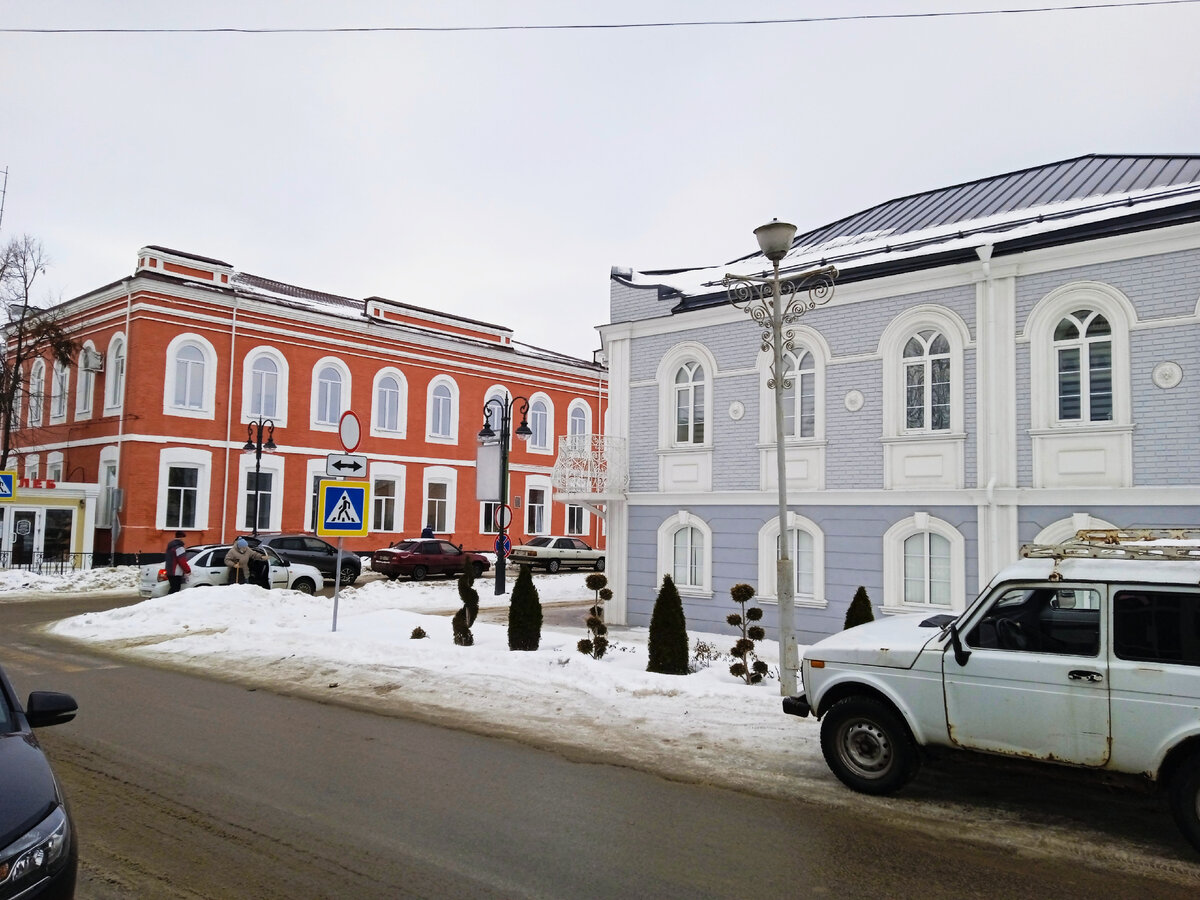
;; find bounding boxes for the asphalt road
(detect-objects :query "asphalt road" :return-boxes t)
[5,592,1200,899]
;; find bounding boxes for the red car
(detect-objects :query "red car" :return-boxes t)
[371,539,490,581]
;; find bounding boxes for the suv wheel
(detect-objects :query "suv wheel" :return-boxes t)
[339,563,359,585]
[1169,754,1200,853]
[820,696,920,795]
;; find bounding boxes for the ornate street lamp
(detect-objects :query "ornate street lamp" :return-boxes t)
[723,220,836,696]
[479,395,532,595]
[242,418,276,537]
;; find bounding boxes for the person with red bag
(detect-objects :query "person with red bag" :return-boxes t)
[164,531,191,594]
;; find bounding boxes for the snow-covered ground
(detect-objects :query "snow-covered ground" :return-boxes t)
[7,566,1200,883]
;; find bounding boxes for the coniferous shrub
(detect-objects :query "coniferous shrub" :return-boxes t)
[453,562,481,646]
[646,575,689,675]
[844,585,875,630]
[727,583,769,684]
[410,626,427,640]
[578,573,609,658]
[507,564,543,651]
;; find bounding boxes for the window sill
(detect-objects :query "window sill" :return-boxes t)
[881,431,966,443]
[880,604,954,617]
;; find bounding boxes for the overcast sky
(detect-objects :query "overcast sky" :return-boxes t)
[3,1,1200,360]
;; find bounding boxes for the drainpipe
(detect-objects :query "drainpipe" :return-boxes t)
[219,294,239,544]
[113,280,132,556]
[977,244,998,585]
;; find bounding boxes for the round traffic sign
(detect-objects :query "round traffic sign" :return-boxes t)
[338,410,362,452]
[496,504,514,530]
[495,534,512,558]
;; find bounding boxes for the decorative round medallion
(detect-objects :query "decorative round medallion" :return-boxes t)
[1152,361,1183,389]
[728,400,745,421]
[844,389,864,412]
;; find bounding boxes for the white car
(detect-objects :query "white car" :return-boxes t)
[138,544,323,598]
[508,536,605,573]
[785,528,1200,853]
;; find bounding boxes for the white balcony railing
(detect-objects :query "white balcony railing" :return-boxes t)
[551,434,628,499]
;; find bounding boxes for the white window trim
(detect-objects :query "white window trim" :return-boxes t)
[565,503,590,537]
[879,305,969,439]
[527,392,555,455]
[524,474,552,537]
[757,326,829,445]
[155,447,213,531]
[656,342,717,451]
[422,465,457,534]
[104,333,126,415]
[49,360,69,425]
[303,458,326,532]
[163,333,218,420]
[756,512,826,607]
[370,367,408,439]
[27,359,44,428]
[24,454,39,480]
[75,341,97,421]
[369,461,407,534]
[656,510,713,598]
[98,445,119,529]
[310,356,351,432]
[1032,513,1118,545]
[45,451,64,482]
[426,376,460,445]
[1025,281,1134,432]
[567,398,591,437]
[242,346,290,427]
[882,513,966,615]
[235,452,285,535]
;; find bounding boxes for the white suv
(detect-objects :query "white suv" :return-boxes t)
[785,529,1200,853]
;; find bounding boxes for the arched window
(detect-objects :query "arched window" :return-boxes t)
[674,361,705,445]
[429,381,455,439]
[904,531,951,606]
[883,514,966,613]
[903,330,951,432]
[781,348,816,438]
[315,364,343,425]
[527,394,554,453]
[1054,310,1112,423]
[568,402,588,437]
[27,360,44,428]
[165,334,217,417]
[75,342,97,419]
[656,511,713,595]
[375,373,403,434]
[250,356,279,418]
[50,360,69,423]
[757,513,826,606]
[173,343,206,410]
[105,335,126,412]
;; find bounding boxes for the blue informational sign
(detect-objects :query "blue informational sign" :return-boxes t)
[494,534,512,558]
[317,479,369,537]
[0,471,14,501]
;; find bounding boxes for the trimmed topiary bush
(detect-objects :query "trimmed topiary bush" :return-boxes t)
[453,561,481,646]
[844,585,875,630]
[727,583,769,685]
[578,573,609,659]
[410,626,427,640]
[647,575,689,675]
[507,564,543,651]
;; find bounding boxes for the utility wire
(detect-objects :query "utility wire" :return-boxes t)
[1,0,1197,34]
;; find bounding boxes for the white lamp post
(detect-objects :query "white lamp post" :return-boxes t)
[723,221,836,696]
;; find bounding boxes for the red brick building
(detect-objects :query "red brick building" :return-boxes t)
[8,246,607,562]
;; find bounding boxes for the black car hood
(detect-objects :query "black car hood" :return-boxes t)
[0,731,60,847]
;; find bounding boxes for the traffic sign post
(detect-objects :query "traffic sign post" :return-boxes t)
[0,471,15,501]
[494,533,512,558]
[317,479,370,537]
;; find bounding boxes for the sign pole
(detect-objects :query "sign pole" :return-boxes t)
[332,536,344,632]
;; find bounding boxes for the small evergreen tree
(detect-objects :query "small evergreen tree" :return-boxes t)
[844,585,875,630]
[410,626,427,639]
[452,561,481,646]
[507,564,543,651]
[646,575,689,675]
[727,583,769,685]
[578,573,610,659]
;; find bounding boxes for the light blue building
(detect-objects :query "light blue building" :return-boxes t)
[586,155,1200,645]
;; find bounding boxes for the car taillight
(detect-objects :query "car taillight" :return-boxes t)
[157,568,167,582]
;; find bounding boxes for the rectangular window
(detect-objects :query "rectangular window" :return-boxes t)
[527,488,546,534]
[673,527,702,587]
[1089,341,1113,422]
[373,478,397,531]
[905,363,925,429]
[166,466,199,529]
[426,482,448,533]
[566,505,584,535]
[1057,347,1082,420]
[930,357,950,431]
[481,501,501,534]
[310,474,322,531]
[1115,590,1200,665]
[244,470,272,532]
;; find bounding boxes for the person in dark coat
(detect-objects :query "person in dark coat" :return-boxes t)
[421,524,435,538]
[164,531,190,594]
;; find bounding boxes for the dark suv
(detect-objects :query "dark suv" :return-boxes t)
[246,534,362,585]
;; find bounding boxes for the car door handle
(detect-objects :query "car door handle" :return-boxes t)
[1068,670,1104,683]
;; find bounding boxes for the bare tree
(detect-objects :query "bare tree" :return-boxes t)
[0,236,79,470]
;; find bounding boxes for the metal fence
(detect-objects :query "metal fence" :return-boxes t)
[0,551,99,574]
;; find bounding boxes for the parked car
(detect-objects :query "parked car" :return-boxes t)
[509,536,605,573]
[246,534,362,585]
[0,660,78,898]
[784,529,1200,853]
[371,539,489,581]
[138,544,323,598]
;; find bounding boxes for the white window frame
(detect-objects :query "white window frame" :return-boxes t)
[243,346,289,426]
[236,452,284,535]
[370,368,408,439]
[24,454,39,481]
[369,462,407,534]
[45,451,64,482]
[75,341,96,420]
[49,360,69,424]
[104,333,126,414]
[311,357,351,430]
[155,447,213,531]
[902,330,952,433]
[426,376,460,444]
[656,342,717,451]
[1053,310,1114,424]
[758,327,829,444]
[527,393,554,454]
[656,510,713,597]
[98,446,118,529]
[27,359,44,428]
[566,503,588,536]
[163,333,218,419]
[304,458,325,532]
[524,474,552,537]
[756,512,826,607]
[880,306,968,439]
[422,465,457,534]
[1032,513,1118,545]
[882,513,966,614]
[567,399,590,437]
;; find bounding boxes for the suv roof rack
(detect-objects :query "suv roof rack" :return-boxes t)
[1021,528,1200,562]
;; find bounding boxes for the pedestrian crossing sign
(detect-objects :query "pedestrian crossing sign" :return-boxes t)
[0,471,14,501]
[317,479,369,537]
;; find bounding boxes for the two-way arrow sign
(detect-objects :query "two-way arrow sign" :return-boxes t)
[325,453,367,477]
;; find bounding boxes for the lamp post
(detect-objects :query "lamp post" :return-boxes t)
[723,220,837,696]
[241,418,276,537]
[478,395,532,595]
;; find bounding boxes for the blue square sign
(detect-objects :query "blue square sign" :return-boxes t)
[317,479,369,537]
[0,471,14,501]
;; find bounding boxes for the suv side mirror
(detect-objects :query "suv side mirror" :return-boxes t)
[26,691,78,728]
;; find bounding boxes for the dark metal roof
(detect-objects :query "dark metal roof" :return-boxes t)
[789,154,1200,253]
